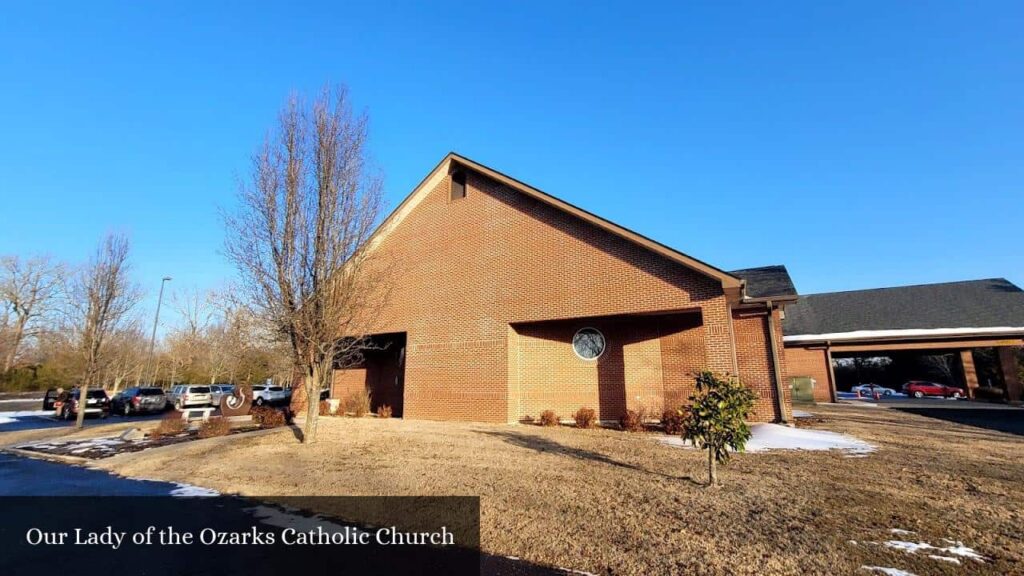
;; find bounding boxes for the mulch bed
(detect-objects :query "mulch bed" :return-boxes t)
[17,426,263,459]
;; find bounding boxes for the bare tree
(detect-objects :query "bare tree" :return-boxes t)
[224,86,387,444]
[0,255,63,373]
[103,323,147,393]
[67,234,141,428]
[163,287,214,385]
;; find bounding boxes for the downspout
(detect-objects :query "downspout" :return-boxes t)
[764,300,789,424]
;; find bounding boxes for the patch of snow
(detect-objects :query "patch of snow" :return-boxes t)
[792,410,814,418]
[245,505,356,534]
[889,529,915,535]
[0,409,53,424]
[884,540,932,554]
[659,424,876,454]
[928,555,960,565]
[659,423,875,455]
[860,567,917,576]
[169,483,219,498]
[785,326,1024,343]
[884,540,988,563]
[0,398,43,403]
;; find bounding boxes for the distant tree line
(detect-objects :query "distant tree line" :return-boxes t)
[0,239,292,392]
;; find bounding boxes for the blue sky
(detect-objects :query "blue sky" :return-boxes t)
[1,2,1021,327]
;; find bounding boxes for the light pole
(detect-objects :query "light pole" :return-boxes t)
[147,276,172,385]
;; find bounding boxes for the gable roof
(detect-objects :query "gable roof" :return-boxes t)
[729,265,797,300]
[782,278,1024,343]
[370,152,744,292]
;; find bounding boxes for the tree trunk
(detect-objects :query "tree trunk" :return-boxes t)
[75,383,88,429]
[707,445,718,487]
[303,366,319,444]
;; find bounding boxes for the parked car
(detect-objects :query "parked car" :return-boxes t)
[54,388,110,420]
[210,384,236,406]
[166,385,214,410]
[902,381,965,399]
[851,383,897,397]
[251,384,289,406]
[111,387,167,416]
[42,388,61,411]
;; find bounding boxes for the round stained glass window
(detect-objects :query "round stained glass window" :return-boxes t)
[572,328,606,360]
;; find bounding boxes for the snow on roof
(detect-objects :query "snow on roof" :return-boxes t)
[783,326,1024,344]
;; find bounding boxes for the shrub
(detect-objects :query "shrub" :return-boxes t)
[662,409,684,435]
[681,371,757,487]
[150,413,188,439]
[619,409,643,432]
[539,410,558,427]
[345,389,372,417]
[573,407,596,429]
[250,405,287,428]
[376,404,392,419]
[319,400,331,416]
[197,417,231,439]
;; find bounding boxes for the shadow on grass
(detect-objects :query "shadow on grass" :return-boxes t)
[286,424,304,442]
[477,429,703,485]
[891,407,1024,437]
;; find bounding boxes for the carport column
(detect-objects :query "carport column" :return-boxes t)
[825,345,838,403]
[997,346,1022,404]
[959,350,979,400]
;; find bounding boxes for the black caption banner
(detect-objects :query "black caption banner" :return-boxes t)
[0,496,480,576]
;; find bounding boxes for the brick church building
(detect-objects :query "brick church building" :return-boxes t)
[331,153,797,424]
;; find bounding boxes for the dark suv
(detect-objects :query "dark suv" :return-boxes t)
[55,389,111,420]
[111,387,168,416]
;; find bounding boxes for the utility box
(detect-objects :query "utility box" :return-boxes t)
[790,377,816,404]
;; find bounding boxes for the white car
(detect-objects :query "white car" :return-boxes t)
[251,384,288,406]
[851,383,897,397]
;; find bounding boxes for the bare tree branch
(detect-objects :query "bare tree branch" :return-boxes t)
[224,85,388,444]
[66,233,141,428]
[0,255,64,373]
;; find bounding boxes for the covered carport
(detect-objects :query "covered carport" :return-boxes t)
[782,278,1024,404]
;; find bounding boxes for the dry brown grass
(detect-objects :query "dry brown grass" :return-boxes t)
[96,404,1024,575]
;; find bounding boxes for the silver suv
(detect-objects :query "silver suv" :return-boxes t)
[166,385,213,410]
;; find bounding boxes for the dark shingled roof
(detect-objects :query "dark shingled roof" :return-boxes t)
[782,278,1024,337]
[729,265,797,299]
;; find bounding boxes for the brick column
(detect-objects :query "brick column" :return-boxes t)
[998,346,1022,404]
[959,349,979,399]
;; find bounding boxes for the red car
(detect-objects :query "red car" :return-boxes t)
[902,381,965,399]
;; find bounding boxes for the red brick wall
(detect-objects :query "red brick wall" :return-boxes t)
[657,314,707,412]
[513,317,665,422]
[785,346,833,403]
[352,163,779,422]
[732,307,789,421]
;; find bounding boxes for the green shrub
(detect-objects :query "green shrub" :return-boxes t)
[197,417,231,439]
[680,371,757,486]
[539,410,559,427]
[573,407,596,429]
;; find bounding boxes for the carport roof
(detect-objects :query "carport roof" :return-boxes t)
[783,278,1024,343]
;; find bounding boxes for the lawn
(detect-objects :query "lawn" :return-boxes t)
[93,404,1024,575]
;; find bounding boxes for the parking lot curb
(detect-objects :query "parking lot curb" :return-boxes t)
[1,446,93,466]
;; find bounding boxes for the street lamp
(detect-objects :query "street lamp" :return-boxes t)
[147,276,172,385]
